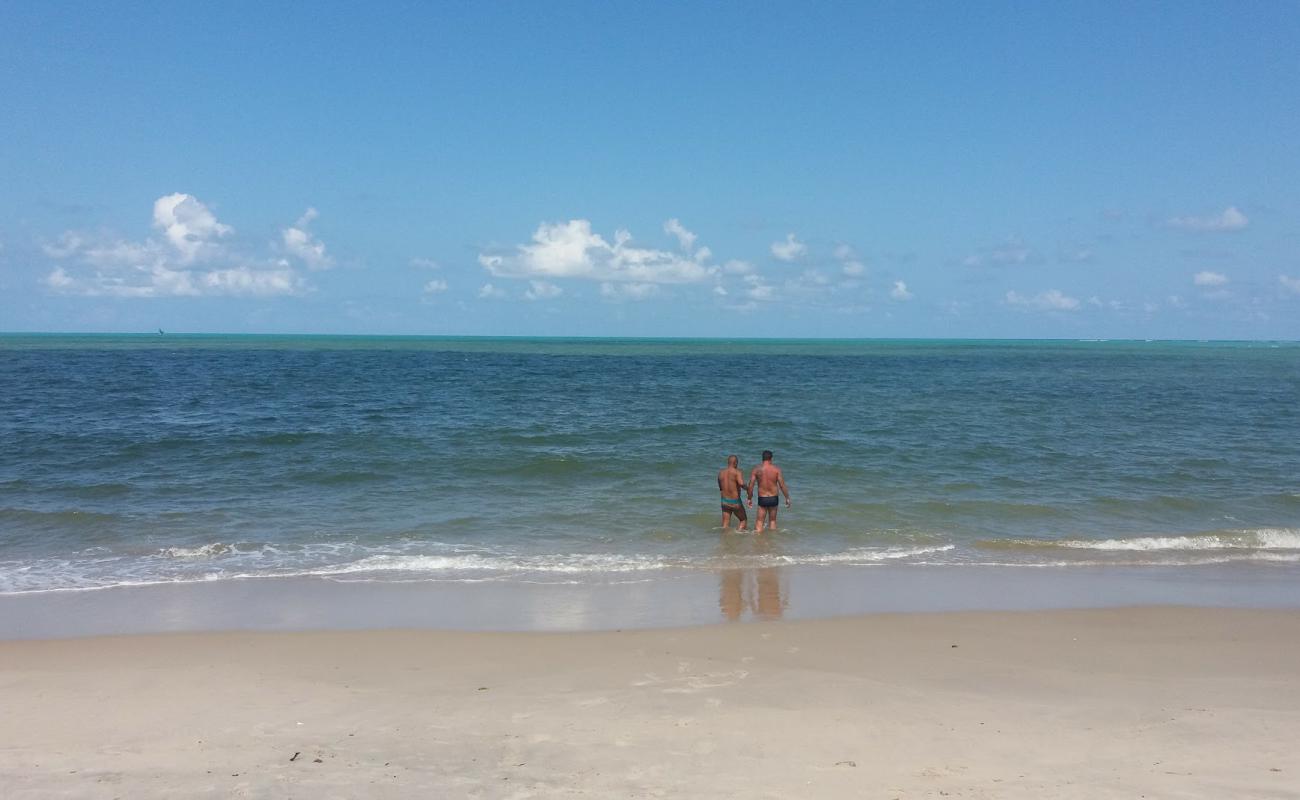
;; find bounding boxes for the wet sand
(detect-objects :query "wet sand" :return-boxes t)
[2,607,1297,798]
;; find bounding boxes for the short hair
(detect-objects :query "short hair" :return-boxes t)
[762,450,773,461]
[727,454,738,466]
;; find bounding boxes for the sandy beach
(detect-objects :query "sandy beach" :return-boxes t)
[2,606,1296,799]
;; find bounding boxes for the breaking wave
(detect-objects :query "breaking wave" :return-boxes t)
[978,528,1300,552]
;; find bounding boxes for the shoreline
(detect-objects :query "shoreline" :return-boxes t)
[3,606,1296,798]
[4,562,1300,640]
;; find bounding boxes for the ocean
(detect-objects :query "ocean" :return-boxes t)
[2,335,1298,600]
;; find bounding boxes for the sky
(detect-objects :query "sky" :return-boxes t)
[2,1,1298,339]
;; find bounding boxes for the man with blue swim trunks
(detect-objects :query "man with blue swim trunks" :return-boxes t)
[717,454,751,530]
[747,450,791,532]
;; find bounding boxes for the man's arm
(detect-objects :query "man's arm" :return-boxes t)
[778,471,791,506]
[746,469,757,507]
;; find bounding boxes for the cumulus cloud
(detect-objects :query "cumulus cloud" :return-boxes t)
[152,193,232,264]
[280,208,333,270]
[423,279,448,294]
[1168,206,1248,232]
[410,257,440,270]
[663,218,697,253]
[1193,270,1229,286]
[770,233,806,262]
[963,237,1036,267]
[722,259,754,275]
[478,283,505,299]
[524,280,563,301]
[479,220,716,286]
[198,267,301,296]
[890,280,913,300]
[1005,289,1080,311]
[43,194,305,297]
[834,244,866,276]
[743,273,775,302]
[1281,275,1300,295]
[600,282,659,301]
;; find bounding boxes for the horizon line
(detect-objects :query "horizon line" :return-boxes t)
[2,331,1297,345]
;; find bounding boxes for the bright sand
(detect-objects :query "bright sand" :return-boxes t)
[2,607,1297,798]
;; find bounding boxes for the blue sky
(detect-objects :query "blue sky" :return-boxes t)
[2,2,1298,338]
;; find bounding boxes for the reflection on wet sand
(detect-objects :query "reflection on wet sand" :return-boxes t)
[717,533,788,621]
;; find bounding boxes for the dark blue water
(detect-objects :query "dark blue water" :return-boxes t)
[1,335,1298,593]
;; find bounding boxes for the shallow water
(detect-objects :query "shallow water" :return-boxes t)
[1,335,1298,594]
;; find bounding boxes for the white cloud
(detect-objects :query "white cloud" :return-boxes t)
[43,194,305,298]
[41,232,86,259]
[834,244,866,276]
[411,257,440,270]
[1281,275,1300,295]
[796,269,830,287]
[280,207,332,270]
[198,267,301,296]
[1168,206,1248,232]
[770,233,806,262]
[423,279,448,294]
[663,218,697,253]
[478,282,505,299]
[963,237,1035,267]
[744,273,775,301]
[1193,270,1228,286]
[600,282,659,301]
[479,219,716,285]
[524,280,563,301]
[1005,289,1080,311]
[890,280,913,300]
[45,267,75,290]
[723,259,754,275]
[712,285,727,297]
[152,193,232,264]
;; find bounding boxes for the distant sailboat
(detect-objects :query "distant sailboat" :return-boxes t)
[158,328,165,335]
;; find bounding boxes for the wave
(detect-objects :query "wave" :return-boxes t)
[0,542,955,594]
[977,528,1300,552]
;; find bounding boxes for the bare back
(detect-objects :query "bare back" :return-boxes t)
[750,462,785,497]
[718,466,746,500]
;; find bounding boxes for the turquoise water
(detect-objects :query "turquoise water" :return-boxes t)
[1,335,1298,594]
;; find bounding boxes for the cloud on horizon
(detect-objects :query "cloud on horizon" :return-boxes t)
[280,208,333,270]
[770,233,806,262]
[963,237,1038,268]
[479,219,717,286]
[1167,206,1248,232]
[1193,270,1229,287]
[42,193,307,298]
[1005,288,1080,311]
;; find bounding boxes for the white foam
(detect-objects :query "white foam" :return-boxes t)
[161,542,234,559]
[1057,529,1300,551]
[779,544,956,564]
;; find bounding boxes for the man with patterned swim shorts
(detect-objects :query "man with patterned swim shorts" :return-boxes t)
[717,454,751,530]
[747,450,791,533]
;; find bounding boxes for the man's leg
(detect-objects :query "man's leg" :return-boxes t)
[735,504,748,531]
[768,504,779,531]
[721,508,732,529]
[755,507,766,533]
